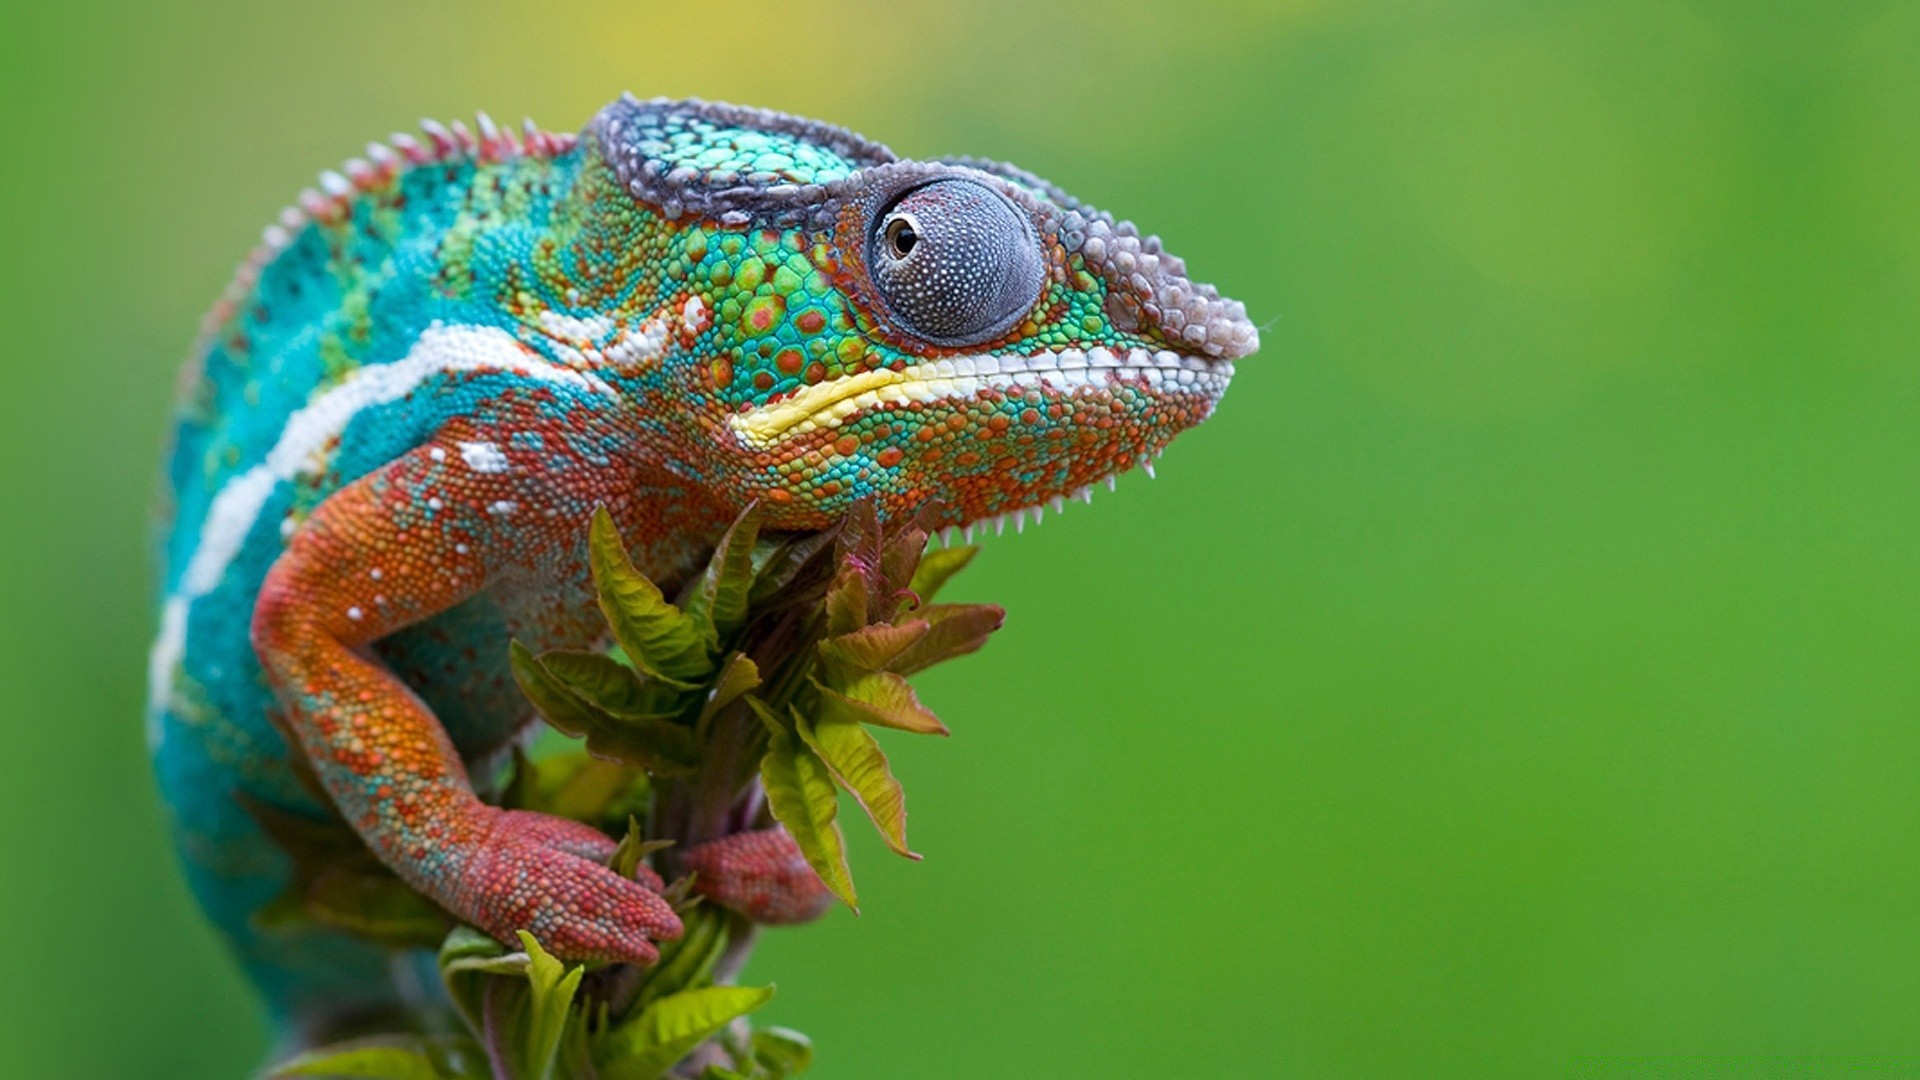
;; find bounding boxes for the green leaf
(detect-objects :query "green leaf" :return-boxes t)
[511,641,700,774]
[509,640,618,735]
[907,544,977,606]
[889,603,1004,676]
[599,985,776,1080]
[577,715,701,775]
[591,507,714,682]
[754,701,858,910]
[293,868,454,948]
[609,816,675,882]
[812,673,949,736]
[441,929,530,978]
[506,750,649,827]
[269,1034,486,1079]
[795,711,916,860]
[696,653,762,742]
[751,1028,815,1078]
[501,745,539,814]
[438,926,527,1037]
[685,504,764,647]
[517,930,586,1080]
[638,905,729,1011]
[243,795,452,950]
[534,648,672,717]
[657,872,701,912]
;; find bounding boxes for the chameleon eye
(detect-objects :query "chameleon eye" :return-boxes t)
[882,213,920,258]
[866,179,1044,346]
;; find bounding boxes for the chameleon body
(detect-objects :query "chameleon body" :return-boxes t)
[148,96,1257,1042]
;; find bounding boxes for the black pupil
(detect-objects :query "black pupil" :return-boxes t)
[888,217,918,257]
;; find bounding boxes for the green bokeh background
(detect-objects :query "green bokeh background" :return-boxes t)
[5,1,1918,1075]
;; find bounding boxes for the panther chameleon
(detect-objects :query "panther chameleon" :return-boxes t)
[147,95,1259,1046]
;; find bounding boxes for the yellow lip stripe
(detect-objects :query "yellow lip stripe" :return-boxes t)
[728,366,909,449]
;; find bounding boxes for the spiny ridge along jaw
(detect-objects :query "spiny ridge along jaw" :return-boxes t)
[930,452,1163,543]
[728,345,1234,451]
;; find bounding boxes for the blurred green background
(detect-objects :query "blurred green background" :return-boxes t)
[5,0,1919,1075]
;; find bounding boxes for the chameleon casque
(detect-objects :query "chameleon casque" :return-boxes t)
[148,95,1258,1045]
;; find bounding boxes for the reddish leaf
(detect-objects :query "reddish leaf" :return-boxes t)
[823,567,870,636]
[890,603,1005,675]
[818,621,930,674]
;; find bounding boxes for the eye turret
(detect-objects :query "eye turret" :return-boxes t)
[865,179,1045,347]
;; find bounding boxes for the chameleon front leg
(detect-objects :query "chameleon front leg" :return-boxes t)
[251,425,682,965]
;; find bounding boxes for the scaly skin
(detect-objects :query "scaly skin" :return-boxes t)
[148,97,1257,1037]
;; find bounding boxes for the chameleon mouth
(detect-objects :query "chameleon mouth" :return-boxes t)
[727,345,1234,452]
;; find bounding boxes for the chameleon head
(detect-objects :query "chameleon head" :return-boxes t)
[593,97,1259,531]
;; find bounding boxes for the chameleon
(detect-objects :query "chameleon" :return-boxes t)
[148,95,1258,1047]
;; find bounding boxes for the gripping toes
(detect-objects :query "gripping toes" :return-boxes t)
[682,828,834,925]
[458,809,683,965]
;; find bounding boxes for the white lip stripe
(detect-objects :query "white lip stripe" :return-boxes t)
[147,322,609,744]
[728,346,1233,451]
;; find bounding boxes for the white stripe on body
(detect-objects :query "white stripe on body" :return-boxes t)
[147,322,614,749]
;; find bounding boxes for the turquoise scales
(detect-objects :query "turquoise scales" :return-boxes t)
[150,96,1257,1043]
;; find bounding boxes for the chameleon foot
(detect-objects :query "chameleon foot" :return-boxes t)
[682,828,833,925]
[454,809,683,965]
